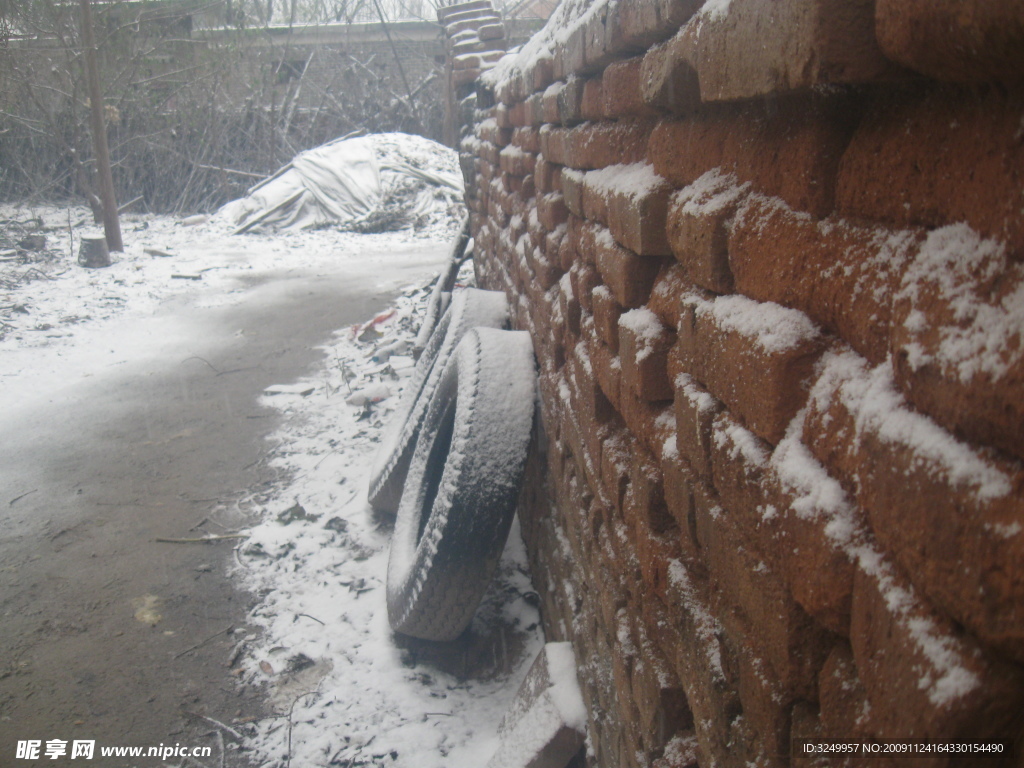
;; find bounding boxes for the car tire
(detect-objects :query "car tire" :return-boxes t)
[386,327,536,641]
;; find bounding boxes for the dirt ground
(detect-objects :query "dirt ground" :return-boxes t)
[0,247,447,766]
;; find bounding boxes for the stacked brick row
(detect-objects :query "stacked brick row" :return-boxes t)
[437,1,509,146]
[460,0,1024,766]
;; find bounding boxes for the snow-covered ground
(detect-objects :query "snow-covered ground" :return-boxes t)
[1,195,544,766]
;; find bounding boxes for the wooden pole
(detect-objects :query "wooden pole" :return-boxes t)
[79,0,123,252]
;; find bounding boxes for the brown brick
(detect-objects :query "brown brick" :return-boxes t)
[592,285,623,352]
[603,55,661,118]
[541,82,563,125]
[569,260,601,313]
[647,262,691,331]
[618,0,701,49]
[632,621,693,754]
[581,174,611,225]
[619,308,675,401]
[671,372,720,481]
[666,169,748,294]
[580,76,605,121]
[676,292,825,445]
[660,447,701,565]
[537,192,569,231]
[498,144,536,176]
[640,31,702,114]
[734,649,793,768]
[891,226,1024,463]
[694,487,830,699]
[534,155,558,194]
[876,0,1024,83]
[479,118,513,147]
[851,550,1024,744]
[803,350,1024,664]
[707,410,774,538]
[594,227,664,309]
[656,558,741,768]
[818,641,873,744]
[763,442,858,636]
[556,75,587,125]
[619,390,673,463]
[565,118,655,171]
[650,98,858,218]
[590,338,623,414]
[511,126,541,153]
[730,195,922,366]
[836,85,1024,258]
[560,169,586,219]
[568,343,615,427]
[539,125,570,166]
[626,445,676,536]
[601,164,675,257]
[682,0,896,102]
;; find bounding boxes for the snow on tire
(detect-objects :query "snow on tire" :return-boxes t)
[367,288,508,516]
[387,327,536,641]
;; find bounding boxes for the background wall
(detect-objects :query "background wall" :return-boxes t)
[455,0,1024,765]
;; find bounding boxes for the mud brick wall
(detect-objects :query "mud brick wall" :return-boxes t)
[458,1,1024,765]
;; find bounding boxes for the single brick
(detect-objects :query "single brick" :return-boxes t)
[592,285,623,352]
[650,98,858,218]
[733,648,793,767]
[603,55,660,118]
[566,119,655,171]
[707,411,774,543]
[694,490,829,699]
[498,144,536,176]
[540,125,570,166]
[818,642,873,744]
[876,0,1024,83]
[512,126,541,153]
[569,260,601,313]
[626,445,676,536]
[541,82,563,124]
[676,292,825,445]
[631,617,694,754]
[660,445,701,565]
[581,172,611,225]
[656,560,741,768]
[763,436,858,636]
[580,76,605,121]
[556,76,587,125]
[619,307,675,401]
[537,192,570,231]
[667,168,749,294]
[485,643,586,768]
[618,0,701,49]
[647,262,690,331]
[803,350,1024,665]
[890,224,1024,463]
[639,29,702,114]
[561,169,586,218]
[850,549,1024,743]
[672,373,721,485]
[836,86,1024,258]
[534,155,558,194]
[569,342,615,425]
[593,225,663,308]
[681,0,897,102]
[591,163,675,257]
[730,195,922,366]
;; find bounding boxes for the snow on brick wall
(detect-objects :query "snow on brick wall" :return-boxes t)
[455,0,1024,765]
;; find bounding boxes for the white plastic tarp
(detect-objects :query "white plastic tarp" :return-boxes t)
[222,134,466,234]
[221,137,382,233]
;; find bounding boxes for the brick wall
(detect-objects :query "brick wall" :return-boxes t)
[456,0,1024,765]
